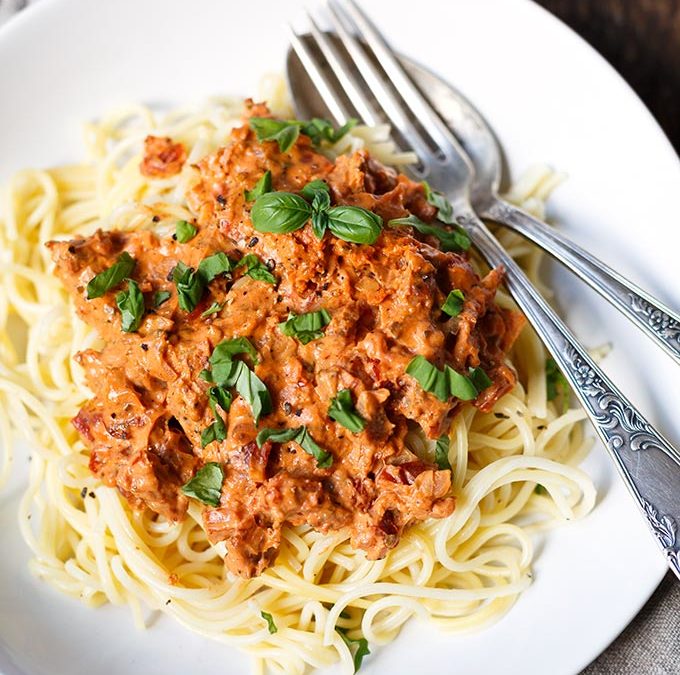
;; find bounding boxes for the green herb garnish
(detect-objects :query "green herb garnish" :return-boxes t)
[328,389,365,433]
[300,179,330,202]
[260,611,278,634]
[256,425,332,468]
[434,433,452,471]
[546,358,570,412]
[245,170,273,202]
[279,309,331,344]
[406,355,481,402]
[236,254,277,284]
[441,289,465,317]
[172,261,206,312]
[86,251,135,299]
[201,301,223,318]
[175,220,197,243]
[535,484,548,495]
[115,279,145,332]
[153,290,171,307]
[327,205,382,244]
[250,192,312,234]
[181,462,224,506]
[389,214,470,252]
[200,385,231,447]
[198,252,235,282]
[337,629,370,673]
[249,117,356,153]
[422,180,454,224]
[468,366,493,393]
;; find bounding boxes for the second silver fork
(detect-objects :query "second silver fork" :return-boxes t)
[288,0,680,580]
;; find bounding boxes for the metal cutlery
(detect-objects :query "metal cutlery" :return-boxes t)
[287,0,680,579]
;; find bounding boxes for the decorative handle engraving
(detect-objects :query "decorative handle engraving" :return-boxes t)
[483,198,680,366]
[457,203,680,580]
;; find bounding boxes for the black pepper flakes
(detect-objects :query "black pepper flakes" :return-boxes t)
[152,215,160,223]
[89,491,96,499]
[248,237,259,248]
[166,267,176,281]
[80,487,87,499]
[295,408,302,417]
[494,412,510,419]
[283,402,293,415]
[68,245,76,254]
[141,343,149,351]
[165,599,172,605]
[216,194,226,205]
[266,259,276,271]
[537,424,547,430]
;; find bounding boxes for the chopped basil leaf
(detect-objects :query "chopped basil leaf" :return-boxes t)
[337,629,370,673]
[251,192,312,234]
[535,484,547,495]
[245,170,273,202]
[301,117,357,145]
[86,251,135,299]
[210,337,259,374]
[468,366,492,392]
[236,254,277,284]
[231,360,272,423]
[208,385,233,413]
[256,425,332,468]
[327,205,383,244]
[441,289,464,317]
[175,220,197,243]
[200,417,226,448]
[172,261,206,312]
[406,355,478,402]
[115,279,145,333]
[279,309,331,344]
[301,179,330,202]
[181,462,224,506]
[249,118,300,152]
[435,434,452,471]
[546,358,570,412]
[388,214,470,252]
[201,386,231,448]
[422,180,454,224]
[201,301,223,318]
[153,290,171,307]
[328,389,365,433]
[260,611,277,634]
[198,252,235,282]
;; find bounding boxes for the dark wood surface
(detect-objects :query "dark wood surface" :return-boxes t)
[535,0,680,152]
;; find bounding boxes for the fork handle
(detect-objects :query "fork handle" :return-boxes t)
[456,203,680,580]
[483,197,680,366]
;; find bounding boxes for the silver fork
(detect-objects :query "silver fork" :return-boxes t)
[288,0,680,580]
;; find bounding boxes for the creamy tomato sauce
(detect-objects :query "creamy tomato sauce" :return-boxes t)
[49,102,524,578]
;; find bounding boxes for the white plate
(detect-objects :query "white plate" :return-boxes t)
[1,0,679,674]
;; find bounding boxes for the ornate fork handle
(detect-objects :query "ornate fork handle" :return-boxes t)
[483,197,680,366]
[458,205,680,578]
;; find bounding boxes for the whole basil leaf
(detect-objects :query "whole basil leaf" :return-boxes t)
[327,205,382,244]
[172,261,206,312]
[389,214,470,252]
[245,170,273,202]
[251,192,312,234]
[279,309,331,344]
[115,279,145,333]
[181,462,224,505]
[328,389,365,433]
[86,251,135,299]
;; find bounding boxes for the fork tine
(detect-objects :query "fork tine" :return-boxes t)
[334,0,463,157]
[305,12,381,126]
[325,0,436,165]
[288,24,351,126]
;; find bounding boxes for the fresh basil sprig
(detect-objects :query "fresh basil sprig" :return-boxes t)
[236,254,277,284]
[86,251,135,299]
[337,629,370,674]
[181,462,224,506]
[328,389,365,433]
[245,170,273,202]
[434,434,452,471]
[260,611,277,634]
[175,220,197,243]
[251,182,383,245]
[249,117,356,153]
[172,261,206,312]
[256,425,332,468]
[389,214,470,252]
[202,338,271,423]
[279,309,331,344]
[422,181,454,224]
[441,289,465,317]
[406,355,490,402]
[115,279,145,332]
